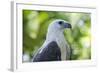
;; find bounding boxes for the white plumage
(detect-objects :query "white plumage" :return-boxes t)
[33,19,72,62]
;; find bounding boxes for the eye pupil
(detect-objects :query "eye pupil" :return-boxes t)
[58,21,63,25]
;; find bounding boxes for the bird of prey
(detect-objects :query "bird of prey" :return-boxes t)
[33,19,72,62]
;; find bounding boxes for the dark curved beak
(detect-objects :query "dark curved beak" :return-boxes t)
[64,23,72,28]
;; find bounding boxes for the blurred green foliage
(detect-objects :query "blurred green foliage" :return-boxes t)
[22,10,91,62]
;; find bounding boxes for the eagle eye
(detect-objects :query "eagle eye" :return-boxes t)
[58,21,63,25]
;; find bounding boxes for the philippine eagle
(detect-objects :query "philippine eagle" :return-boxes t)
[33,19,72,62]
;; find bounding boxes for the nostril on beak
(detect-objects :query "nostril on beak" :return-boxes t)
[64,23,72,28]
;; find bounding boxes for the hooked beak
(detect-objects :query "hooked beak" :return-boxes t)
[64,23,72,28]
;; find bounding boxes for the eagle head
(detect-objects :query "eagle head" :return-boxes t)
[49,19,72,31]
